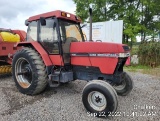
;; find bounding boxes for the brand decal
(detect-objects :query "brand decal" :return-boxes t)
[71,53,119,57]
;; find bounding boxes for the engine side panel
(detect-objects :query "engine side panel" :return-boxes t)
[71,56,118,74]
[70,42,124,74]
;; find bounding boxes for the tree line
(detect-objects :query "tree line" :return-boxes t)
[73,0,160,44]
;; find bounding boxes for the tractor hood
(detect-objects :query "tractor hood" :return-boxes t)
[70,42,130,74]
[70,42,129,54]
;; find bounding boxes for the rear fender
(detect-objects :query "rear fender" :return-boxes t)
[16,41,53,66]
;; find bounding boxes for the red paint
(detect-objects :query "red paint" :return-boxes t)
[49,55,64,66]
[16,42,64,66]
[90,57,118,74]
[28,10,81,23]
[71,57,91,66]
[12,30,26,42]
[70,42,126,74]
[0,33,3,42]
[16,42,53,66]
[0,42,19,56]
[125,57,130,66]
[70,42,127,53]
[0,42,20,64]
[71,56,118,74]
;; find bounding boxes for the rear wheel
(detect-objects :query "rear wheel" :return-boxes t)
[113,72,133,96]
[12,47,47,95]
[82,80,118,117]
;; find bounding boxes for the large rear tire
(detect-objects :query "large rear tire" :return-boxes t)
[113,72,133,96]
[12,47,47,95]
[82,80,118,117]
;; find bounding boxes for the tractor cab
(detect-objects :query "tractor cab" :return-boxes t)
[25,10,84,64]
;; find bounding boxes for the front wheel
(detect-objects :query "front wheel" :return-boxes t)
[12,47,47,95]
[82,80,118,117]
[113,72,133,96]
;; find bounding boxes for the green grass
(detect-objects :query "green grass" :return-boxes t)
[124,64,150,70]
[124,65,160,77]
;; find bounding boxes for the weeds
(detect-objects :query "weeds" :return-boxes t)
[138,41,160,67]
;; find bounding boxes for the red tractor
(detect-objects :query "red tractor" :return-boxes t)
[0,10,133,117]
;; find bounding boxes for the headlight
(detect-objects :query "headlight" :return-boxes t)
[118,52,130,58]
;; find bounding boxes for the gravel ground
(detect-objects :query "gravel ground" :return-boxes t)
[0,72,159,121]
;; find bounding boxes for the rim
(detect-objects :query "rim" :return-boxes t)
[88,91,107,111]
[15,58,32,88]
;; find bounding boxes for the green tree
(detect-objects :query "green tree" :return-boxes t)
[73,0,160,45]
[73,0,108,22]
[107,0,142,48]
[140,0,160,41]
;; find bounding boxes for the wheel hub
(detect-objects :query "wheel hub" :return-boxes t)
[88,91,107,111]
[95,95,102,103]
[23,65,32,82]
[15,58,33,88]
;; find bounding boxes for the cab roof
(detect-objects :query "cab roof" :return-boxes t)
[28,10,81,23]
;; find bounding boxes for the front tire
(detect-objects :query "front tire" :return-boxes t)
[113,72,133,96]
[12,47,47,95]
[82,80,118,117]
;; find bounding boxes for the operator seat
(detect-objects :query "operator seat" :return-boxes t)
[62,37,78,64]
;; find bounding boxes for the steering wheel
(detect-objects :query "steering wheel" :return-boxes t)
[66,37,78,42]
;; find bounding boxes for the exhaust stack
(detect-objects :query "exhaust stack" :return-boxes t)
[89,7,92,41]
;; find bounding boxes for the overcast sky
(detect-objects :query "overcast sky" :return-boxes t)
[0,0,76,31]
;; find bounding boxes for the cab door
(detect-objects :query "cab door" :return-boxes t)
[39,18,59,54]
[39,18,64,66]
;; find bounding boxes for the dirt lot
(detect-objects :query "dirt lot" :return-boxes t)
[0,72,159,121]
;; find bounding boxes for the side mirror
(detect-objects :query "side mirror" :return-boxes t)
[40,17,46,26]
[25,19,29,26]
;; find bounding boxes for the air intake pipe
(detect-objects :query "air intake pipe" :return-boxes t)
[89,7,92,41]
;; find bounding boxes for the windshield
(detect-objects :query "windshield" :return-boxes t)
[58,19,84,42]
